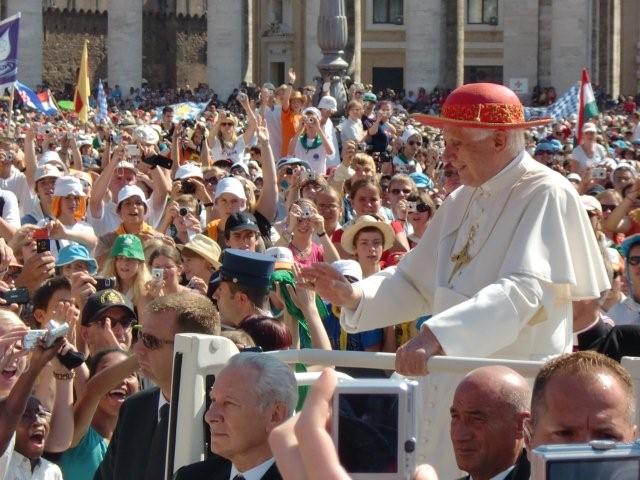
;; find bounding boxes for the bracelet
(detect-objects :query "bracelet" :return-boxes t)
[203,202,214,208]
[317,231,326,237]
[53,371,75,381]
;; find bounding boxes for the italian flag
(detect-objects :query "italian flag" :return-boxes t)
[577,68,599,143]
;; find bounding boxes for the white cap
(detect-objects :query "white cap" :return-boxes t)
[53,176,86,197]
[580,194,602,214]
[175,163,203,180]
[331,260,363,282]
[230,161,249,175]
[318,96,337,111]
[214,176,246,201]
[401,127,420,144]
[116,160,136,171]
[133,125,160,145]
[302,107,321,119]
[264,246,294,270]
[117,185,148,209]
[567,173,582,183]
[35,163,63,182]
[38,150,68,173]
[583,122,597,134]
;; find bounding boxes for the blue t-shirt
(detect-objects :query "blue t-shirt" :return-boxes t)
[323,302,383,351]
[57,426,108,480]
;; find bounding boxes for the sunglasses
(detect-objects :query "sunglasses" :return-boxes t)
[140,331,174,350]
[412,203,431,213]
[91,314,135,330]
[628,256,640,266]
[391,188,412,195]
[407,141,422,147]
[600,204,617,212]
[220,122,234,127]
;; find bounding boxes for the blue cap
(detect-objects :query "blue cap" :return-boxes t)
[208,249,275,295]
[56,244,98,275]
[409,172,433,190]
[621,234,640,258]
[535,142,553,154]
[548,139,563,152]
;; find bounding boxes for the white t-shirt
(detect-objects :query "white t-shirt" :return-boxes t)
[572,144,607,172]
[293,138,329,176]
[211,136,246,164]
[7,451,63,480]
[0,166,34,217]
[265,105,282,161]
[88,197,164,237]
[0,189,20,229]
[339,117,364,143]
[0,433,14,480]
[323,118,340,168]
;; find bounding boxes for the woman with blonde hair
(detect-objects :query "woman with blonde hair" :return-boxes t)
[207,94,257,164]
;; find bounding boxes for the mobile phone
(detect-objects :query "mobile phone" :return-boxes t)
[181,179,196,194]
[94,276,116,291]
[151,268,164,282]
[142,154,173,170]
[332,379,417,479]
[32,227,50,254]
[592,167,607,180]
[0,287,30,304]
[126,144,141,158]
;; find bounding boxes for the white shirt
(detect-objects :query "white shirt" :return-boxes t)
[229,457,275,480]
[264,105,282,162]
[0,190,20,229]
[608,296,640,326]
[471,465,515,480]
[88,197,163,237]
[6,452,63,480]
[339,117,364,143]
[323,118,340,168]
[0,166,34,217]
[157,392,169,422]
[0,434,15,480]
[571,143,607,173]
[293,138,329,176]
[211,136,247,165]
[633,122,640,142]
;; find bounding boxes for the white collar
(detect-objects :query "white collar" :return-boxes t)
[471,464,515,480]
[157,392,169,422]
[229,457,275,480]
[478,151,527,197]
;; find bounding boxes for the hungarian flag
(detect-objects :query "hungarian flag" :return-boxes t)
[577,68,599,144]
[73,40,90,123]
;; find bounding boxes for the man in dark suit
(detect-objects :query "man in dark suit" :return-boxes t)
[173,352,297,480]
[451,366,531,480]
[95,292,220,480]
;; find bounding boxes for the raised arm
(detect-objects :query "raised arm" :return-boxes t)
[89,145,123,218]
[282,68,296,112]
[253,119,278,222]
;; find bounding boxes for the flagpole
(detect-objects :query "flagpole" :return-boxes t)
[5,83,15,140]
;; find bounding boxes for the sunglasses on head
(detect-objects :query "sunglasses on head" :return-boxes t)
[628,255,640,266]
[140,331,174,350]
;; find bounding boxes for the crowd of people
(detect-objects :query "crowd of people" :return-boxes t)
[1,65,640,479]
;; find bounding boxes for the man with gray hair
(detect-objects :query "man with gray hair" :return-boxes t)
[302,82,609,476]
[173,352,296,480]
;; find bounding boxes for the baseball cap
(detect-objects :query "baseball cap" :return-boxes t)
[110,234,145,261]
[215,176,246,201]
[175,163,204,180]
[264,246,294,271]
[53,176,86,197]
[363,92,377,103]
[133,125,160,145]
[302,107,321,119]
[35,164,63,182]
[583,122,597,134]
[567,173,582,183]
[331,259,363,283]
[117,185,148,210]
[224,212,260,236]
[581,195,603,214]
[276,157,311,171]
[81,289,136,326]
[318,96,337,111]
[116,160,136,171]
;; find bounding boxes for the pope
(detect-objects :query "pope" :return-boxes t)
[300,82,609,476]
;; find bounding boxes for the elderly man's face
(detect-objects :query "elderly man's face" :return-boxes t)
[206,365,281,462]
[444,128,501,187]
[526,372,636,449]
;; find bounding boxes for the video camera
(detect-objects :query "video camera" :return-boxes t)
[531,440,640,480]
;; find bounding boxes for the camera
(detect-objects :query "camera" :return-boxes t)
[531,440,640,480]
[331,378,417,479]
[179,207,189,217]
[300,206,313,218]
[23,321,69,350]
[592,167,607,180]
[181,179,196,194]
[126,144,141,158]
[151,268,164,282]
[142,154,173,170]
[32,227,50,254]
[94,276,116,291]
[0,287,30,305]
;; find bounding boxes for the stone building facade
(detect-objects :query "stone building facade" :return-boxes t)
[0,0,637,101]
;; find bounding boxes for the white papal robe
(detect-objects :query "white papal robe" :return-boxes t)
[340,151,609,477]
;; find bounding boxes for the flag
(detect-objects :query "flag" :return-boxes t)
[95,79,108,124]
[577,68,599,144]
[0,13,20,90]
[73,40,90,123]
[153,101,209,123]
[14,81,59,116]
[524,83,580,122]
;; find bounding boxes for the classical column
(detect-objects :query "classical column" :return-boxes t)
[550,0,591,93]
[6,0,41,86]
[503,0,539,102]
[404,0,442,93]
[609,0,621,98]
[208,0,244,99]
[108,0,142,93]
[442,0,464,89]
[352,0,361,83]
[304,0,322,84]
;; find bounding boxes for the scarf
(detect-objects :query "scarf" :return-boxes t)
[300,133,322,152]
[115,221,155,236]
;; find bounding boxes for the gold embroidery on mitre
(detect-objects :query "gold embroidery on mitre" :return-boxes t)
[442,103,525,124]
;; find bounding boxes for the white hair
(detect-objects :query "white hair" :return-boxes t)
[465,128,526,156]
[226,352,298,417]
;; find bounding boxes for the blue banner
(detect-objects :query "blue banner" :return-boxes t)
[154,101,209,123]
[0,13,19,90]
[15,81,59,116]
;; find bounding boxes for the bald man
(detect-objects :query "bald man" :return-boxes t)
[450,366,531,480]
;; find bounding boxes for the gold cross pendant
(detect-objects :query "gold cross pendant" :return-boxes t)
[449,225,476,283]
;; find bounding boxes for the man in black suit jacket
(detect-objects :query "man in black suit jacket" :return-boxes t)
[95,292,220,480]
[451,366,531,480]
[173,353,297,480]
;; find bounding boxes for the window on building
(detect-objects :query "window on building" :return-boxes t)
[467,0,498,25]
[372,0,404,25]
[464,65,503,84]
[373,67,403,93]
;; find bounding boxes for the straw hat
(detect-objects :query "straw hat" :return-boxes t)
[340,215,395,255]
[179,234,222,268]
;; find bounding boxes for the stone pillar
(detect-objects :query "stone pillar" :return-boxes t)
[352,0,361,83]
[244,0,254,84]
[550,0,591,93]
[405,0,442,93]
[208,0,244,98]
[609,0,621,98]
[108,0,142,93]
[6,0,41,87]
[442,0,464,89]
[304,0,322,85]
[503,0,539,102]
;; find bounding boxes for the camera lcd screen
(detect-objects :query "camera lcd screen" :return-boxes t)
[547,458,640,480]
[337,393,399,473]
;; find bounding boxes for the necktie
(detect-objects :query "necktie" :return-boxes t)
[145,403,170,480]
[233,476,245,480]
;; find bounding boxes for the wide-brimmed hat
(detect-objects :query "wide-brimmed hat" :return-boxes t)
[412,83,552,130]
[56,244,98,275]
[110,234,145,261]
[340,215,396,255]
[179,234,222,268]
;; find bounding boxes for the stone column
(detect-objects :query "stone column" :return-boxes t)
[304,0,322,85]
[352,0,361,83]
[405,0,442,93]
[208,0,244,99]
[550,0,591,93]
[108,0,142,93]
[609,0,621,98]
[442,0,464,89]
[503,0,539,102]
[6,0,41,86]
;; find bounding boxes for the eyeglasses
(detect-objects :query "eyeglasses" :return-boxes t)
[390,188,412,195]
[140,332,174,350]
[407,141,422,147]
[318,203,339,211]
[600,204,617,212]
[628,256,640,266]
